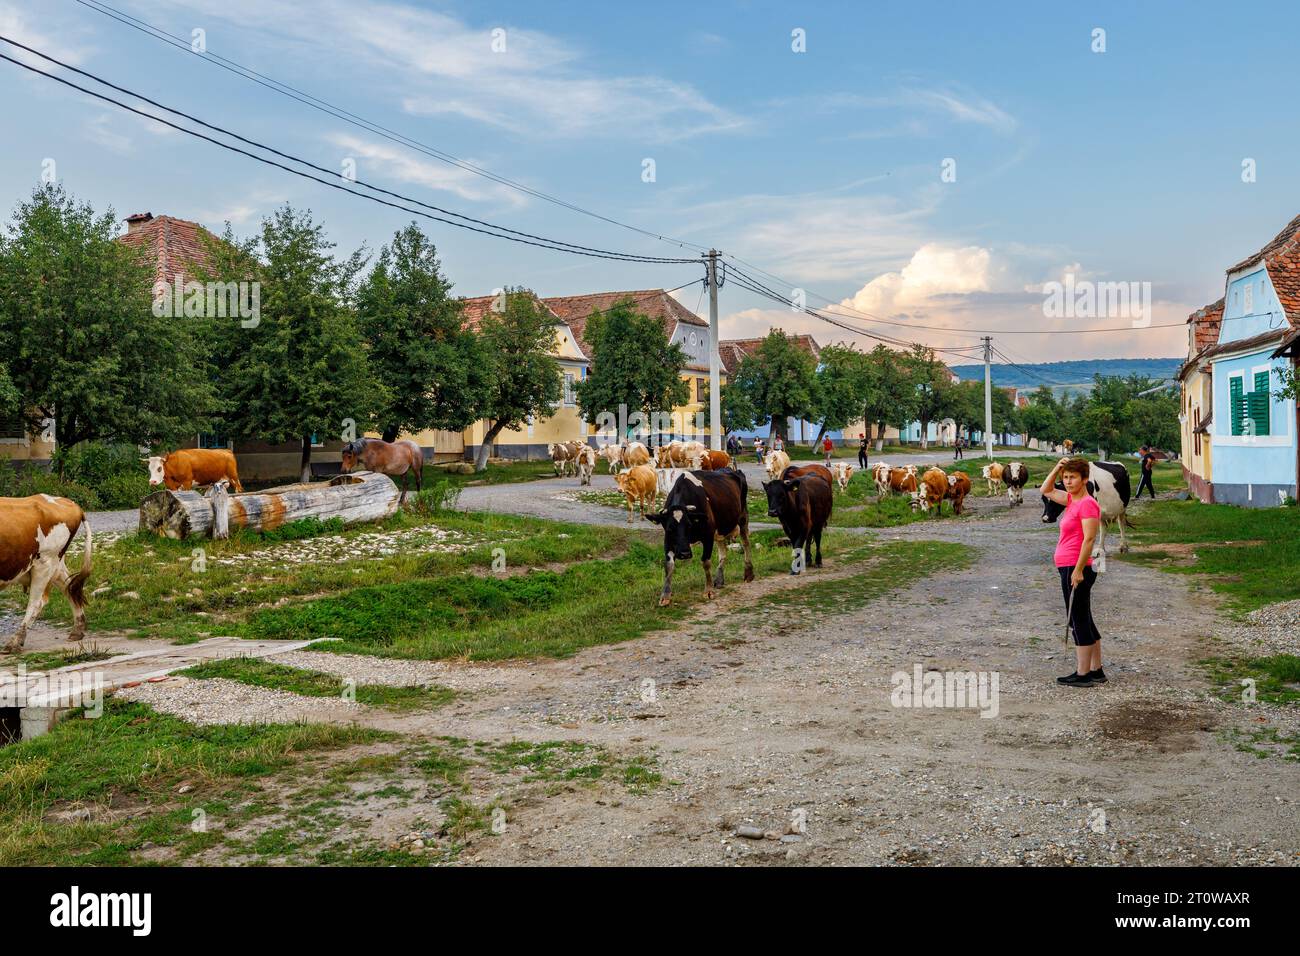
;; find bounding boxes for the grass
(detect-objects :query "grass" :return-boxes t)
[1197,654,1300,706]
[1222,726,1300,761]
[1121,498,1300,614]
[18,645,116,672]
[4,509,630,645]
[0,699,383,866]
[177,658,456,712]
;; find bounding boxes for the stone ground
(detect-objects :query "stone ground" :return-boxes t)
[14,451,1299,866]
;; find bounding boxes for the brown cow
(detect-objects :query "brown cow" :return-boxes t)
[647,469,754,606]
[696,450,732,470]
[144,449,243,493]
[981,462,1005,497]
[888,466,919,496]
[548,441,583,476]
[945,471,973,515]
[782,463,834,487]
[613,465,657,523]
[1,495,93,652]
[912,467,948,515]
[764,466,834,573]
[622,441,651,468]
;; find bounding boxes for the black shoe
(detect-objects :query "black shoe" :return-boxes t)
[1056,671,1095,687]
[1088,668,1108,684]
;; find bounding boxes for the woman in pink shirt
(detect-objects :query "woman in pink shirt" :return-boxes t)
[1039,457,1105,687]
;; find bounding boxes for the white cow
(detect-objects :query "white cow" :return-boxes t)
[764,450,791,479]
[597,444,623,474]
[872,462,893,497]
[575,445,598,485]
[830,462,855,492]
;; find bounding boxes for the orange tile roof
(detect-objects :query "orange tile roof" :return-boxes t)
[116,214,218,286]
[1226,216,1300,329]
[543,289,708,358]
[458,291,560,331]
[1186,298,1225,354]
[718,334,821,376]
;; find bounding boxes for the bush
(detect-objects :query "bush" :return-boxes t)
[95,472,153,510]
[407,480,460,515]
[0,461,101,509]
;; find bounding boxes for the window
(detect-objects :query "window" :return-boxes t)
[0,408,24,440]
[1244,282,1253,314]
[563,372,576,406]
[198,432,230,450]
[1230,370,1271,436]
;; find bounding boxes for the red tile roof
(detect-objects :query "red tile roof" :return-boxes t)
[458,291,561,331]
[1226,215,1300,328]
[543,289,708,358]
[718,334,821,376]
[1187,298,1225,354]
[116,214,218,286]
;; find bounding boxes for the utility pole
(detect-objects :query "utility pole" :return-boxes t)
[982,335,994,460]
[706,249,722,451]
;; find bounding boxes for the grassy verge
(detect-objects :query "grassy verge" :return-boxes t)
[0,699,383,866]
[178,658,456,712]
[1121,498,1300,614]
[1197,654,1300,706]
[4,509,630,645]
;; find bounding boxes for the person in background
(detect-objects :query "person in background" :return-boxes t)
[954,435,964,461]
[754,436,764,462]
[822,434,834,464]
[1040,457,1106,687]
[1136,445,1156,499]
[857,433,869,470]
[772,434,784,455]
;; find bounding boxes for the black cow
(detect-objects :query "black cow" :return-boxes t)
[763,467,834,574]
[1041,460,1132,553]
[1004,461,1030,507]
[646,469,754,606]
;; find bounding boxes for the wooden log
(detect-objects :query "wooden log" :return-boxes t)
[139,472,401,539]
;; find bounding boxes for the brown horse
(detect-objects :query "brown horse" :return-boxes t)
[341,438,423,501]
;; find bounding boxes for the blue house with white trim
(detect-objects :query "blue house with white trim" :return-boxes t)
[1202,215,1300,507]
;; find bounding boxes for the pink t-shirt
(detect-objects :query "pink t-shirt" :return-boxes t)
[1054,494,1101,568]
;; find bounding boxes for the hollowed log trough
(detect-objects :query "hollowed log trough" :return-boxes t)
[139,471,401,539]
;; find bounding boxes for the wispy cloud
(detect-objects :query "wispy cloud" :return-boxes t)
[772,85,1017,134]
[327,134,530,208]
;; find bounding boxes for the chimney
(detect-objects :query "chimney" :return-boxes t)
[125,212,154,234]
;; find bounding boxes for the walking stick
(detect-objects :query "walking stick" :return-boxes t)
[1064,580,1076,646]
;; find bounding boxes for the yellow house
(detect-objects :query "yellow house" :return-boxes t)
[0,412,56,468]
[1178,298,1224,503]
[544,290,722,446]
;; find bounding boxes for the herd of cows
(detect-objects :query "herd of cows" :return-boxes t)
[0,438,1135,653]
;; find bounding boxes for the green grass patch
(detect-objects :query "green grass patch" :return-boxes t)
[1124,499,1300,614]
[177,658,455,712]
[17,645,116,672]
[1198,654,1300,706]
[0,699,384,866]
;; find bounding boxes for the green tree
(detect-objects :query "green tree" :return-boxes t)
[949,380,986,443]
[907,345,957,449]
[0,184,212,462]
[473,288,564,471]
[729,330,818,442]
[1021,387,1064,445]
[810,344,865,446]
[356,224,489,442]
[575,298,688,445]
[216,205,383,480]
[0,362,16,413]
[861,345,917,450]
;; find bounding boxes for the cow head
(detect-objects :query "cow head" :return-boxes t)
[761,477,801,518]
[143,455,166,486]
[646,504,701,560]
[1041,481,1066,522]
[910,488,927,512]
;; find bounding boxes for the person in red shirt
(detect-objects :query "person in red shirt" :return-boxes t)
[1040,457,1105,687]
[822,434,834,464]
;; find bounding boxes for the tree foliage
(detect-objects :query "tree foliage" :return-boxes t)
[0,184,213,456]
[728,330,818,441]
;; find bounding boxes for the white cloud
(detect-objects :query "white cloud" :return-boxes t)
[0,1,91,66]
[327,134,529,208]
[842,243,996,314]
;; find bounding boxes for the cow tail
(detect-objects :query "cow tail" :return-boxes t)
[68,518,93,604]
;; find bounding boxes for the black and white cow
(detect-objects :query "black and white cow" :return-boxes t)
[646,470,754,606]
[1041,460,1132,553]
[1004,461,1030,507]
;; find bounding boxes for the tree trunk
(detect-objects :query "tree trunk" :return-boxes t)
[140,472,401,539]
[874,420,885,452]
[475,421,506,472]
[919,417,930,450]
[300,435,314,483]
[812,423,827,448]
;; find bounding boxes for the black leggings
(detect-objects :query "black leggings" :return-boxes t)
[1136,471,1155,498]
[857,449,869,469]
[1058,565,1101,646]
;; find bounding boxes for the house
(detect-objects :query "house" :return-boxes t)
[1201,215,1300,507]
[719,333,826,443]
[545,289,718,446]
[1177,299,1224,503]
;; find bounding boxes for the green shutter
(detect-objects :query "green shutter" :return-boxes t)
[1230,376,1245,436]
[1247,370,1271,436]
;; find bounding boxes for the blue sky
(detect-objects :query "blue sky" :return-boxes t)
[2,0,1297,361]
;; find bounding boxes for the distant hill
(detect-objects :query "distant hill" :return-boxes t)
[949,357,1182,392]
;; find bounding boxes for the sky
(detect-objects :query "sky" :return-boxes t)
[1,0,1298,364]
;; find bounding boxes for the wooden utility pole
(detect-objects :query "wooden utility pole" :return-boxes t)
[983,336,994,459]
[706,250,722,451]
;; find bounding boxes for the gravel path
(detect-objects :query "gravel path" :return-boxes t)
[116,676,364,726]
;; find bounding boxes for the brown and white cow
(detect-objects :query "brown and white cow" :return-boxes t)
[144,449,243,493]
[597,444,623,474]
[696,449,732,471]
[945,471,972,515]
[872,462,893,497]
[764,449,791,480]
[622,441,651,468]
[548,441,583,477]
[912,467,948,515]
[981,462,1005,497]
[888,465,919,496]
[575,444,598,485]
[614,465,658,524]
[830,461,855,492]
[1,495,93,652]
[1004,461,1030,507]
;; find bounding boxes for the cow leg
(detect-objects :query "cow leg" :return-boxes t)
[659,553,675,606]
[739,515,755,583]
[51,563,86,642]
[790,537,804,575]
[4,559,57,653]
[625,496,635,524]
[701,540,715,600]
[712,534,727,588]
[1116,516,1129,553]
[814,526,824,567]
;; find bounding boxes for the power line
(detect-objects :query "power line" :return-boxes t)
[0,39,700,266]
[72,0,714,256]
